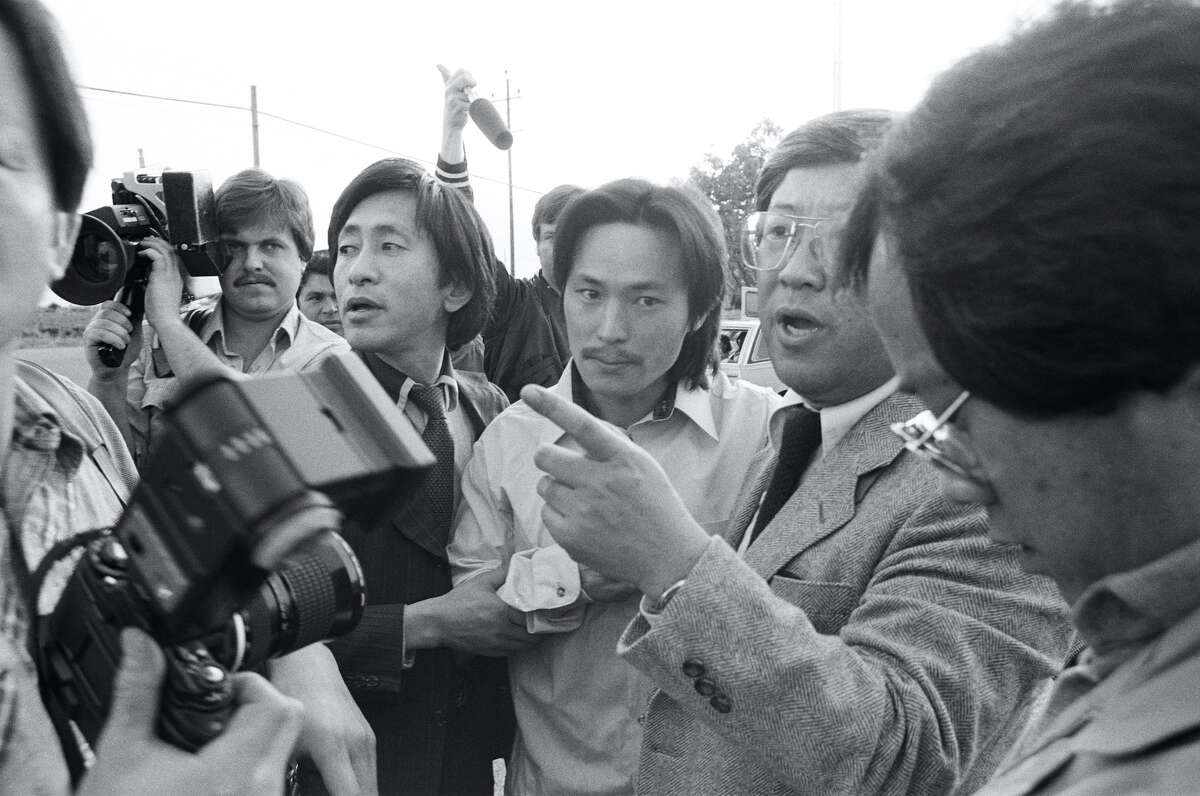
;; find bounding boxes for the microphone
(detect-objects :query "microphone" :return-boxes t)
[464,88,513,150]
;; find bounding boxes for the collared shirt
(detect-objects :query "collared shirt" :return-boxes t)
[125,295,348,463]
[1,365,137,795]
[978,537,1200,794]
[738,376,899,556]
[359,350,476,503]
[448,363,779,795]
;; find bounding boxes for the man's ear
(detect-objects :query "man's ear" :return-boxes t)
[48,211,81,283]
[442,280,474,314]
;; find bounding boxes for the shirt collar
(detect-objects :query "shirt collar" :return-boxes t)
[1070,536,1200,656]
[555,360,717,441]
[8,377,85,474]
[197,295,300,354]
[362,349,460,413]
[770,376,900,457]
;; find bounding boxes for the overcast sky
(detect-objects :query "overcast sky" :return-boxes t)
[43,0,1054,282]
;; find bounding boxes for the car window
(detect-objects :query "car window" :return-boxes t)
[749,327,770,363]
[719,329,747,363]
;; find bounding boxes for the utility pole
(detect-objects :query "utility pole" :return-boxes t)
[250,85,261,167]
[137,148,145,168]
[505,71,516,276]
[833,0,844,111]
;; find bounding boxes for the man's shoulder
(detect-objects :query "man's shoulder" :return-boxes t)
[15,359,112,437]
[455,370,509,423]
[286,312,351,369]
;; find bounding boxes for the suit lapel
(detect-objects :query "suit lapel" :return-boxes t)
[726,446,776,550]
[742,393,921,578]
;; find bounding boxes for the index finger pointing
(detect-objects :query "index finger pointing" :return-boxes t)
[520,384,627,462]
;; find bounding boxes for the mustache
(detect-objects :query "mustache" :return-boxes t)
[234,273,276,286]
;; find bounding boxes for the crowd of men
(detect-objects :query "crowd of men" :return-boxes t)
[2,0,1199,793]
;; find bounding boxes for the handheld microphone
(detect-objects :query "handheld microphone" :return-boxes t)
[464,88,513,150]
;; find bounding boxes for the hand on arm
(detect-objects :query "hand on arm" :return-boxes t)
[269,644,378,796]
[521,384,711,600]
[405,567,541,656]
[78,628,304,796]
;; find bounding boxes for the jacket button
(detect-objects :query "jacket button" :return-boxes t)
[709,693,732,714]
[364,674,379,689]
[637,713,646,725]
[693,677,717,697]
[681,658,705,678]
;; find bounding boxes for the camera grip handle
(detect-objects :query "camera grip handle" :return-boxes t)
[95,280,148,368]
[157,642,234,752]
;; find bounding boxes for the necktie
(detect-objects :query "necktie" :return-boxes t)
[406,383,455,541]
[750,407,822,543]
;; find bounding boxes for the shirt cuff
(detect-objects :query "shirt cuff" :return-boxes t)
[400,604,415,669]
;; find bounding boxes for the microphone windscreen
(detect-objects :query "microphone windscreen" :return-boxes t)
[468,97,514,150]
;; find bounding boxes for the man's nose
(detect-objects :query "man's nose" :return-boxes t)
[776,230,826,292]
[595,301,630,342]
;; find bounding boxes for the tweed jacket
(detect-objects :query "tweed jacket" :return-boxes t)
[620,392,1072,795]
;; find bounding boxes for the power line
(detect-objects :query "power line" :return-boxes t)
[77,84,546,195]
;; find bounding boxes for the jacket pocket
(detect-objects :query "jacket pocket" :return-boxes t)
[768,576,860,635]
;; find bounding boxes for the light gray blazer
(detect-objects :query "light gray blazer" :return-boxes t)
[619,392,1072,795]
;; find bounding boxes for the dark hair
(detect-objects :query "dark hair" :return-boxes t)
[531,183,585,240]
[844,0,1200,417]
[298,249,331,297]
[754,110,898,210]
[216,169,315,261]
[551,179,725,389]
[327,158,497,349]
[0,0,92,211]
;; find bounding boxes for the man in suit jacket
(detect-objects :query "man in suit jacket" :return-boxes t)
[845,3,1200,791]
[292,158,536,795]
[520,111,1073,794]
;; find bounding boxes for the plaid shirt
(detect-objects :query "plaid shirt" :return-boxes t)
[0,364,135,792]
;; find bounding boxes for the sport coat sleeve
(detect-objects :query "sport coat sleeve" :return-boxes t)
[620,484,1070,794]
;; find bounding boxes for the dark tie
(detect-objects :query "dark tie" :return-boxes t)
[406,383,455,542]
[750,407,822,543]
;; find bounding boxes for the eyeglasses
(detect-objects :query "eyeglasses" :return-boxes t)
[890,390,976,480]
[740,211,829,272]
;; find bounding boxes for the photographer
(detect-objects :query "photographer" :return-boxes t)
[84,169,348,466]
[0,0,304,791]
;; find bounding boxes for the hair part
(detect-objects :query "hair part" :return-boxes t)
[550,178,726,389]
[531,183,585,240]
[216,169,315,261]
[851,0,1200,417]
[0,0,92,212]
[327,158,497,349]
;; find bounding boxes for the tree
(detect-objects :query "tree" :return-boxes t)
[687,119,783,304]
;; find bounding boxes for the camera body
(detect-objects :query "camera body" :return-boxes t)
[52,170,225,306]
[52,170,228,367]
[37,354,434,779]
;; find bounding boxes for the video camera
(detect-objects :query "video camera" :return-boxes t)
[34,353,435,782]
[50,169,227,367]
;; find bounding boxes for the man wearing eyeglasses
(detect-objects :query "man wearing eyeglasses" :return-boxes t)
[843,2,1200,791]
[518,110,1071,794]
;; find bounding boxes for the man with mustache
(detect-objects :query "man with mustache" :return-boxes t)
[841,1,1200,790]
[304,157,531,796]
[517,112,1071,794]
[84,169,348,466]
[446,179,779,794]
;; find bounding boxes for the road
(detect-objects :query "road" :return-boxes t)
[18,345,91,387]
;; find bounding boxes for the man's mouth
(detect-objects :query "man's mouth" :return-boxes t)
[584,349,640,366]
[772,308,824,341]
[343,297,383,314]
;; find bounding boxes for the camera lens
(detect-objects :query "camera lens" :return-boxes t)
[52,213,133,305]
[235,532,365,670]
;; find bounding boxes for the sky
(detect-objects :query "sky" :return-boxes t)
[42,0,1056,293]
